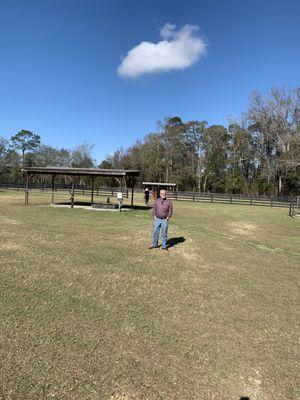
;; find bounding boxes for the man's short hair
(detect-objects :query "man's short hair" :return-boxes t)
[160,189,167,193]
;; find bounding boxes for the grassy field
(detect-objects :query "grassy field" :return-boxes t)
[0,191,299,400]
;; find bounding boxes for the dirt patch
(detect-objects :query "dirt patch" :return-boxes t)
[109,394,131,400]
[228,221,257,237]
[0,242,22,251]
[240,369,264,400]
[173,240,209,268]
[109,388,137,400]
[0,217,20,225]
[163,226,205,266]
[179,248,199,263]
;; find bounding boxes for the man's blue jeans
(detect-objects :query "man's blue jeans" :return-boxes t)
[152,218,168,248]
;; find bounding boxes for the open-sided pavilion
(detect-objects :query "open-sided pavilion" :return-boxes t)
[21,167,139,208]
[142,181,177,197]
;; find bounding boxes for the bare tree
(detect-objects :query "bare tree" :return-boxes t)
[247,87,300,194]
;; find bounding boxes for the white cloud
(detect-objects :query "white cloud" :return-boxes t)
[160,22,177,40]
[117,23,207,79]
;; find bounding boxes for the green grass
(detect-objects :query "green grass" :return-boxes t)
[0,191,299,400]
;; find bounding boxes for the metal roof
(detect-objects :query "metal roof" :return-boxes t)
[142,181,177,187]
[21,167,139,177]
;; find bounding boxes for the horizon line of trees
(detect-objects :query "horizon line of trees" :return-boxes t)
[1,86,300,195]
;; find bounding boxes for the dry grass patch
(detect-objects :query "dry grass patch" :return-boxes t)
[0,241,22,251]
[227,221,257,237]
[0,216,20,225]
[109,389,137,400]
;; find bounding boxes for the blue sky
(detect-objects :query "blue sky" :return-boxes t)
[1,0,299,163]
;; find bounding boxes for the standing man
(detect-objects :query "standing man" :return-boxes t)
[149,189,173,251]
[144,187,150,205]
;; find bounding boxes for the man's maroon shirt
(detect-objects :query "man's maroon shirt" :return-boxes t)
[152,197,173,219]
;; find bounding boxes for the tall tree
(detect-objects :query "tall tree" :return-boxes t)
[71,143,95,168]
[0,138,7,177]
[227,122,254,193]
[185,120,207,191]
[10,130,41,167]
[25,145,72,169]
[160,117,192,188]
[203,125,229,193]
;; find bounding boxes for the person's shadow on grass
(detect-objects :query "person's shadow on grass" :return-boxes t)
[166,236,186,249]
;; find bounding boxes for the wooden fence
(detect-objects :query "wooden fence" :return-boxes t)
[164,191,295,208]
[0,182,129,198]
[1,181,298,208]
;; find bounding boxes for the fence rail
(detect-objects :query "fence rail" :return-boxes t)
[0,181,298,208]
[0,182,129,198]
[165,191,295,208]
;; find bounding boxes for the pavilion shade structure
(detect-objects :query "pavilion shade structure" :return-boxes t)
[142,182,177,199]
[142,182,176,188]
[22,167,139,177]
[21,167,139,208]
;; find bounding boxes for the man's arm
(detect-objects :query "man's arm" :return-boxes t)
[167,201,173,219]
[152,201,157,218]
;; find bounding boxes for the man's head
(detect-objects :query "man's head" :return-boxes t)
[160,189,167,199]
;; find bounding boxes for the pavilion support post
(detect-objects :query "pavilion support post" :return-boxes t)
[91,177,95,204]
[51,174,55,204]
[131,186,134,209]
[71,176,75,208]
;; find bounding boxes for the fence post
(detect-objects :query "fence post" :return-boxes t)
[70,177,75,208]
[51,175,55,204]
[270,196,273,207]
[230,195,232,204]
[250,196,253,206]
[211,193,213,203]
[175,191,177,200]
[25,174,30,205]
[193,192,195,202]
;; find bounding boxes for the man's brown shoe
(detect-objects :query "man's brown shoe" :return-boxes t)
[149,245,158,249]
[161,247,169,251]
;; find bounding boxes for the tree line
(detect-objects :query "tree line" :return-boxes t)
[0,131,96,185]
[1,87,299,195]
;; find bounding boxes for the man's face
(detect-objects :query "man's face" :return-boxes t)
[160,190,166,199]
